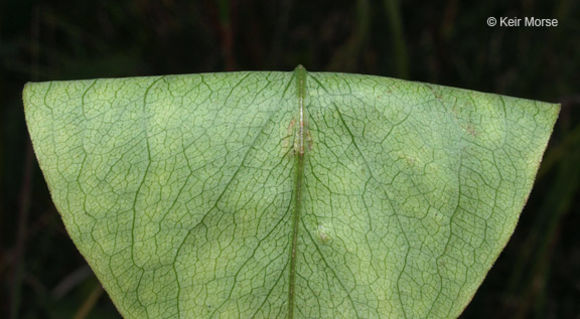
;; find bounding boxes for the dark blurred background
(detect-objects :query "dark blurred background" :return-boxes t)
[1,1,578,318]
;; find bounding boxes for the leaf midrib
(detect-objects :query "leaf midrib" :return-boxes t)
[287,65,307,319]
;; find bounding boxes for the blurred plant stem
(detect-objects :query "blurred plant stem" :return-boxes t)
[268,0,293,68]
[10,143,33,319]
[217,0,236,70]
[52,265,92,299]
[327,0,369,72]
[383,0,408,78]
[73,283,104,319]
[10,6,39,319]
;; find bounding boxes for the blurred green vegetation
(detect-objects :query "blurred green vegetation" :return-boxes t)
[1,1,578,318]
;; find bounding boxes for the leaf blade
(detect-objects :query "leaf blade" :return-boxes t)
[23,70,559,318]
[299,72,558,318]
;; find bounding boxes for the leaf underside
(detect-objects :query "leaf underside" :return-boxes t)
[23,68,559,318]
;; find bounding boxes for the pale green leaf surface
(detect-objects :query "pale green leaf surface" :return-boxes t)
[23,68,558,318]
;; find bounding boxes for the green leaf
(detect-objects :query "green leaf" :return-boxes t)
[23,66,559,318]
